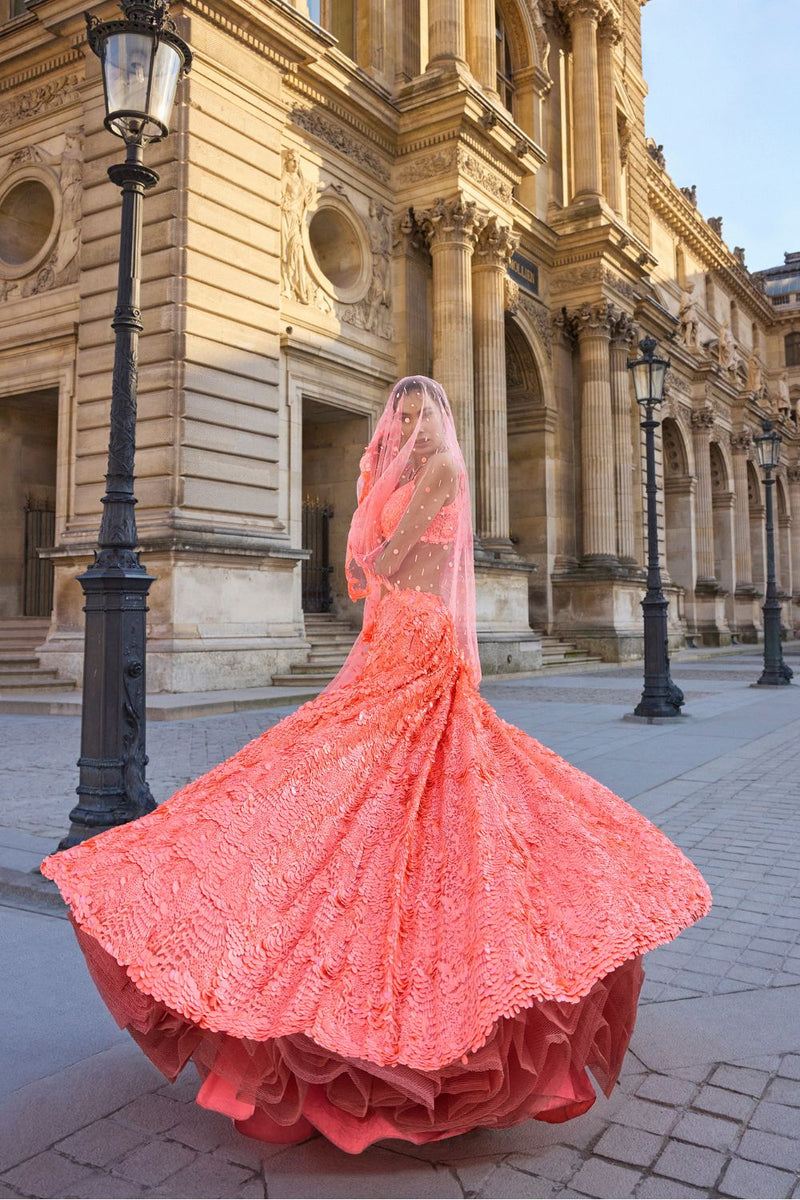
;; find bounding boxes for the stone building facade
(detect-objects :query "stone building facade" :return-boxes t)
[0,0,797,692]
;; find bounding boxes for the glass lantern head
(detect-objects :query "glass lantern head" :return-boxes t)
[628,335,670,406]
[86,0,191,144]
[754,419,782,472]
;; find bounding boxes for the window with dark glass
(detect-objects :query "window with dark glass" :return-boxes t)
[495,8,514,114]
[330,0,355,59]
[786,332,800,368]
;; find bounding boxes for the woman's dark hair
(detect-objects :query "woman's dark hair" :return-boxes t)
[390,376,450,413]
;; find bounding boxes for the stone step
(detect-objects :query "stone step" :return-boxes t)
[272,670,336,687]
[306,653,351,666]
[288,661,344,675]
[305,634,357,647]
[0,655,41,668]
[0,676,76,691]
[541,654,603,668]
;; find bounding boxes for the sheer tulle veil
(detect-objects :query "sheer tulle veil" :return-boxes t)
[326,376,479,692]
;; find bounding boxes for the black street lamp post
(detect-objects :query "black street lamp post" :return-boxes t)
[754,419,793,687]
[57,0,191,851]
[628,336,685,720]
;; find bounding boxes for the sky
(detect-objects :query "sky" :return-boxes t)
[641,0,799,273]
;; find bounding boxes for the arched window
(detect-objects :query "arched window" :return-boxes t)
[495,8,515,114]
[785,332,800,368]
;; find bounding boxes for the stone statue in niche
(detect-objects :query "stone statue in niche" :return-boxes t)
[776,372,791,419]
[49,128,82,285]
[677,283,699,350]
[747,352,765,397]
[716,319,734,370]
[280,149,331,312]
[364,198,392,339]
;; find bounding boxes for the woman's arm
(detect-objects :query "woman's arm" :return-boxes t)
[373,453,458,578]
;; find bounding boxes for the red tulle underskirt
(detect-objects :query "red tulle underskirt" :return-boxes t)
[73,917,644,1154]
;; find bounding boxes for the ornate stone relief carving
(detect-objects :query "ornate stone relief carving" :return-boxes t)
[280,149,332,312]
[475,217,518,268]
[337,198,392,340]
[399,147,512,202]
[786,465,800,485]
[504,275,520,315]
[553,261,638,303]
[0,74,80,131]
[691,407,715,433]
[417,196,488,248]
[289,104,390,183]
[518,293,553,361]
[399,148,456,185]
[730,430,752,454]
[0,130,83,302]
[458,149,513,203]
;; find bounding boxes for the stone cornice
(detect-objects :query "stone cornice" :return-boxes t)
[647,159,774,325]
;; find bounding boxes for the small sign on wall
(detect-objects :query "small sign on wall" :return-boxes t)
[508,252,539,297]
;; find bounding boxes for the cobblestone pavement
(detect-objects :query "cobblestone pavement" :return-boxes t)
[1,648,799,1199]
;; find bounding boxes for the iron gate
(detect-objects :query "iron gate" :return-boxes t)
[23,496,55,617]
[301,495,334,612]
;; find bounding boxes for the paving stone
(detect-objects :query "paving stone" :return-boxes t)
[60,1174,149,1198]
[264,1140,462,1198]
[691,1084,753,1123]
[450,1157,498,1196]
[636,1179,710,1199]
[736,1129,800,1172]
[719,1157,797,1199]
[113,1093,187,1134]
[150,1155,257,1198]
[505,1147,584,1183]
[55,1118,148,1167]
[652,1141,727,1188]
[748,1100,800,1139]
[709,1066,772,1097]
[593,1125,664,1168]
[2,1151,98,1199]
[474,1166,561,1199]
[636,1075,698,1106]
[671,1111,741,1152]
[778,1054,800,1081]
[569,1159,642,1198]
[111,1140,197,1187]
[613,1098,677,1136]
[765,1076,800,1105]
[163,1107,235,1153]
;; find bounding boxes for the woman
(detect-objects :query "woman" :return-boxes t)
[42,376,711,1154]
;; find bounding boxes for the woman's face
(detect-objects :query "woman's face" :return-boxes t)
[398,388,444,453]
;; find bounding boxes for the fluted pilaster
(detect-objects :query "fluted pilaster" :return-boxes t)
[466,0,496,92]
[564,0,604,199]
[427,0,467,66]
[575,302,617,560]
[610,312,637,561]
[597,13,622,212]
[730,431,754,588]
[418,197,488,511]
[472,218,518,543]
[691,408,716,583]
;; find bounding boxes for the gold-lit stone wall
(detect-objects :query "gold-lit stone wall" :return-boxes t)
[0,0,796,692]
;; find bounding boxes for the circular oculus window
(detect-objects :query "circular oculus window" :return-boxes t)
[306,204,370,303]
[0,170,61,280]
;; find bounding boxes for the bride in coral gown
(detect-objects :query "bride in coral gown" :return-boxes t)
[42,375,711,1154]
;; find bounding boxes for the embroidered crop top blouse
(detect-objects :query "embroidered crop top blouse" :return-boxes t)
[380,479,459,545]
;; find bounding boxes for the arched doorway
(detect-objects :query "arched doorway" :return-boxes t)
[504,314,548,627]
[710,440,735,626]
[661,418,694,622]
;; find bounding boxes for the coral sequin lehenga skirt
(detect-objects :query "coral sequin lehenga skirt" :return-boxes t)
[42,589,711,1154]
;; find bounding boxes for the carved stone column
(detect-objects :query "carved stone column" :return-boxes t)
[472,218,518,544]
[418,197,487,509]
[597,12,621,213]
[788,466,800,603]
[691,408,716,583]
[392,212,430,379]
[565,0,603,199]
[466,0,496,92]
[730,431,754,588]
[427,0,467,67]
[575,302,617,561]
[609,312,637,562]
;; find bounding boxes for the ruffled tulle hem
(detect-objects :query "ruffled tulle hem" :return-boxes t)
[72,916,644,1154]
